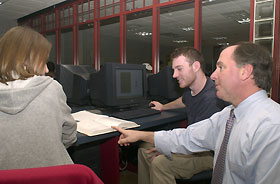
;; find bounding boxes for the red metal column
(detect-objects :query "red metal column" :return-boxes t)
[120,0,127,64]
[94,21,100,70]
[55,9,61,64]
[73,4,78,65]
[194,0,202,51]
[152,0,160,73]
[94,0,100,70]
[271,0,280,102]
[30,19,33,28]
[40,15,44,34]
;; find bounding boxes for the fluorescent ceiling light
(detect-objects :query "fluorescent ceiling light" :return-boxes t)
[182,27,194,32]
[237,18,250,24]
[135,32,152,36]
[222,10,250,24]
[202,0,216,4]
[173,40,188,43]
[0,0,9,5]
[217,42,230,46]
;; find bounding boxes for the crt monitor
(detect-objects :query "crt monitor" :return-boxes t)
[89,63,147,108]
[56,64,96,106]
[147,66,184,102]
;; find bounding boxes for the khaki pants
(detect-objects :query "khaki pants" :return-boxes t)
[138,143,213,184]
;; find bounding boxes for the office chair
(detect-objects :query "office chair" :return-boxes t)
[176,169,212,184]
[0,164,104,184]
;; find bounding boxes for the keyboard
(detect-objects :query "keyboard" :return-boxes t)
[111,108,161,120]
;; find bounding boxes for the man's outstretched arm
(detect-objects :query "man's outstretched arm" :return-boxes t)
[112,126,154,146]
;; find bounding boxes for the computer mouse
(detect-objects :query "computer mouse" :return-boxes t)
[149,103,155,108]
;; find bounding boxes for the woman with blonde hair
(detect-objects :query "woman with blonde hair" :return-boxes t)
[0,26,77,169]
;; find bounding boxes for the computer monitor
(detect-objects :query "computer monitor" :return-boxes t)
[147,66,184,102]
[56,64,96,106]
[89,63,147,108]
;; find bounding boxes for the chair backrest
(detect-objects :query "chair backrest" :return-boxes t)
[0,164,104,184]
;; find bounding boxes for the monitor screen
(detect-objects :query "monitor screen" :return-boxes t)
[56,64,96,106]
[116,69,143,98]
[147,66,184,102]
[90,63,147,108]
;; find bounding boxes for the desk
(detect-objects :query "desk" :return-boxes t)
[71,109,187,184]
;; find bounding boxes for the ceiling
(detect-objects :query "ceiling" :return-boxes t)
[0,0,66,37]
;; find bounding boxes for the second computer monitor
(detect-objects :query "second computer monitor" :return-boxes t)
[147,66,184,102]
[89,63,147,108]
[56,64,96,106]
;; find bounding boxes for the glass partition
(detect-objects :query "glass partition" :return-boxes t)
[202,0,250,75]
[61,28,73,64]
[79,24,94,65]
[100,17,120,65]
[46,33,56,63]
[126,10,153,65]
[160,2,195,69]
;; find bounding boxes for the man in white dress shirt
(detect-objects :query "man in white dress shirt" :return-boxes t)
[113,42,280,183]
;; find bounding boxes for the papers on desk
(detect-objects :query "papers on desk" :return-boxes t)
[71,110,140,136]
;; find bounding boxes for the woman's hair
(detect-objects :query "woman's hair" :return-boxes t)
[0,26,51,84]
[233,41,273,92]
